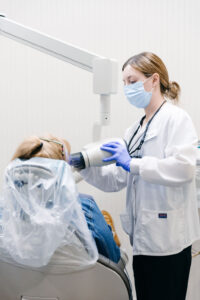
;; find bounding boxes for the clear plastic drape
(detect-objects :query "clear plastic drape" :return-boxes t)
[0,157,98,272]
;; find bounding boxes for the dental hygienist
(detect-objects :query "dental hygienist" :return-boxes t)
[79,52,200,300]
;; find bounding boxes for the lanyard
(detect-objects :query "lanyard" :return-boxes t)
[127,100,166,158]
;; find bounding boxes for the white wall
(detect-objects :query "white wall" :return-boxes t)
[0,0,200,298]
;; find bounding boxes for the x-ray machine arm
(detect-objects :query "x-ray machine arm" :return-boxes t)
[0,15,118,141]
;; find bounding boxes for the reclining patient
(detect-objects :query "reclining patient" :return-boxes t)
[0,134,120,270]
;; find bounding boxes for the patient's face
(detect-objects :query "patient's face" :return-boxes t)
[60,139,71,163]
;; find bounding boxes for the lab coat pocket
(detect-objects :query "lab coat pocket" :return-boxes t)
[140,207,184,254]
[120,213,133,236]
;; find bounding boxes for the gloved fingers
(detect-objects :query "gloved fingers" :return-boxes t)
[101,141,121,148]
[100,146,117,154]
[103,154,117,162]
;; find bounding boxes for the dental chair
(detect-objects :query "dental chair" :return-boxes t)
[0,158,132,300]
[0,254,132,300]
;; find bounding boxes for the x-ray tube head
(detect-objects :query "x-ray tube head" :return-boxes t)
[70,138,125,169]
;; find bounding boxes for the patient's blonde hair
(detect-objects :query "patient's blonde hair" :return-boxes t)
[11,134,71,161]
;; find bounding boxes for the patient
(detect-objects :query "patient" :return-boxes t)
[10,134,121,264]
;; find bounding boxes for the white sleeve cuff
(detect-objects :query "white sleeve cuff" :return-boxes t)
[129,158,143,175]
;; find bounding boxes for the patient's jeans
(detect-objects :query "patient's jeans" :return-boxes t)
[79,193,120,263]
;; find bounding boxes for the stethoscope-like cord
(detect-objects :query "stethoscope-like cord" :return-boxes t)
[127,100,167,158]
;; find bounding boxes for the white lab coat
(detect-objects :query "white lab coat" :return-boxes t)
[196,152,200,208]
[81,102,200,256]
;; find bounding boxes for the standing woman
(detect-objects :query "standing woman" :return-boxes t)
[79,52,200,300]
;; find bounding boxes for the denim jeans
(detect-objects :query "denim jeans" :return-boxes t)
[79,193,120,263]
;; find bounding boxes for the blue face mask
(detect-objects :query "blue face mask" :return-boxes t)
[124,80,152,108]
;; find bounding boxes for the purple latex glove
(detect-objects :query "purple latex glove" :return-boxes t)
[100,141,131,172]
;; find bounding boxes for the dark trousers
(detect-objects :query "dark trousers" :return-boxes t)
[132,246,192,300]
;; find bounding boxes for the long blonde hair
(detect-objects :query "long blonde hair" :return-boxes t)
[122,52,180,102]
[11,134,71,161]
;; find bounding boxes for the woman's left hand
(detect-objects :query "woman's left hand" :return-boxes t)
[100,141,131,172]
